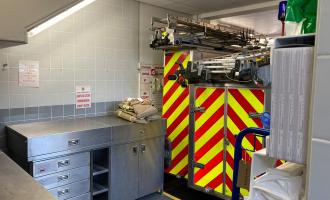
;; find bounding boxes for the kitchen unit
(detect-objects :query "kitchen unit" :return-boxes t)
[6,116,166,200]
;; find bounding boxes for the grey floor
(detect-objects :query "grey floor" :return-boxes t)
[139,193,172,200]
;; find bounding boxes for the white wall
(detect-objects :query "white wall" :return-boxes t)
[0,0,140,110]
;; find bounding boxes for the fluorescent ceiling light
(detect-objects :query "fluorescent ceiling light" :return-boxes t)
[28,0,96,37]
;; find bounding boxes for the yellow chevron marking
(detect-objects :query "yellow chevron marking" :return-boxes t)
[215,184,223,193]
[172,135,188,159]
[196,162,223,187]
[163,192,180,200]
[195,88,216,107]
[163,86,186,114]
[163,54,190,97]
[182,54,190,68]
[169,155,188,175]
[225,162,234,196]
[168,115,189,141]
[227,117,255,151]
[163,80,176,99]
[228,92,264,145]
[228,93,258,128]
[195,140,223,165]
[195,116,224,152]
[226,161,233,179]
[238,89,264,113]
[195,93,225,131]
[166,96,189,128]
[164,52,183,77]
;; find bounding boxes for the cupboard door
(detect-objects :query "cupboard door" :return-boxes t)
[111,143,139,200]
[138,137,164,198]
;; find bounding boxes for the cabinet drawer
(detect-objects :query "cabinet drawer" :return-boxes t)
[33,152,90,177]
[112,120,165,145]
[67,193,90,200]
[28,128,110,157]
[49,179,90,200]
[35,166,90,189]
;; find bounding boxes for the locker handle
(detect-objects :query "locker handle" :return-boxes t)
[132,146,138,154]
[193,107,205,113]
[58,159,70,168]
[58,174,70,182]
[57,188,70,196]
[140,144,146,153]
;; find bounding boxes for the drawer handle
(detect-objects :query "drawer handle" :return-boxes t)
[58,159,70,168]
[139,130,145,134]
[57,188,70,197]
[58,174,70,182]
[68,139,80,146]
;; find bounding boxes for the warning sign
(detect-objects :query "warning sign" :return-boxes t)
[139,64,163,110]
[19,60,39,87]
[76,85,92,109]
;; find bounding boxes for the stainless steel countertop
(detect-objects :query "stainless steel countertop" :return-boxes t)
[0,152,56,200]
[7,116,136,138]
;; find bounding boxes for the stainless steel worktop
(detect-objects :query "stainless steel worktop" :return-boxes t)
[7,115,132,138]
[0,151,56,200]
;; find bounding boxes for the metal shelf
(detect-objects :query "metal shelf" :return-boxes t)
[92,182,108,196]
[93,164,109,176]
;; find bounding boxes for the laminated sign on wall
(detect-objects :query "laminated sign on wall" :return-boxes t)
[139,64,163,110]
[19,60,39,87]
[76,86,92,109]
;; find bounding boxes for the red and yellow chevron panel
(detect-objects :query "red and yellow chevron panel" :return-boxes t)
[162,50,191,177]
[193,87,226,193]
[225,88,265,197]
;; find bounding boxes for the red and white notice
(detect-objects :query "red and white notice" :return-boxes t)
[76,85,92,109]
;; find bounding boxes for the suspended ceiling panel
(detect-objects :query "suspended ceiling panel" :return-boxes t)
[212,9,282,36]
[137,0,275,14]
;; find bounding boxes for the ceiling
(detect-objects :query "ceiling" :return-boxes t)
[213,9,282,36]
[137,0,275,14]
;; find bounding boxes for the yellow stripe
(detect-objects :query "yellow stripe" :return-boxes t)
[163,80,176,99]
[195,116,224,152]
[215,184,223,193]
[171,135,188,159]
[163,54,190,97]
[196,140,223,164]
[168,115,188,141]
[227,117,255,151]
[195,93,225,131]
[164,52,182,77]
[196,162,223,187]
[163,86,186,113]
[228,93,258,128]
[195,88,216,107]
[166,96,189,127]
[238,89,264,113]
[164,192,180,200]
[170,155,188,175]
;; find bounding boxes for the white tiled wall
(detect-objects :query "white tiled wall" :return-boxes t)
[308,0,330,199]
[0,0,140,109]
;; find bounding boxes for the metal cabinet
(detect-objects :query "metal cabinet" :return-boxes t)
[110,142,139,200]
[138,137,164,198]
[110,137,164,200]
